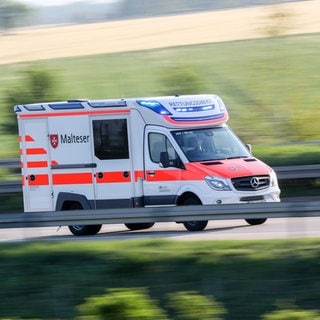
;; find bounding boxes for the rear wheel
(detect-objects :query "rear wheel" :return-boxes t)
[125,223,155,231]
[181,197,208,232]
[67,203,102,236]
[245,218,267,225]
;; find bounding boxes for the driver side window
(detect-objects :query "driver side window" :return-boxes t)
[148,133,180,167]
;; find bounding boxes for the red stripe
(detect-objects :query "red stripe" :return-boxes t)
[19,109,131,118]
[96,171,131,183]
[27,161,48,168]
[25,135,35,142]
[26,148,47,155]
[146,169,181,181]
[53,173,92,185]
[134,170,144,181]
[28,174,49,186]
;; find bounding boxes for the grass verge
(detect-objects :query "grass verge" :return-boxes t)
[0,239,320,319]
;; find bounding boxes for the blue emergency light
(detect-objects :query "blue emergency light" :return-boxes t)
[137,100,172,115]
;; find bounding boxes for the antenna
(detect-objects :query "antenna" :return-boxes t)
[119,72,125,99]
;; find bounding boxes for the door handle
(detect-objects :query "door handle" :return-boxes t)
[97,172,104,179]
[123,171,129,178]
[147,171,155,177]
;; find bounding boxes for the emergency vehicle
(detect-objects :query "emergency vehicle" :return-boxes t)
[15,94,280,235]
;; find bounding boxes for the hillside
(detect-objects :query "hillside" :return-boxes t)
[1,0,319,65]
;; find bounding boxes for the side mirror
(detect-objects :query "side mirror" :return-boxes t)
[245,144,252,154]
[159,151,170,168]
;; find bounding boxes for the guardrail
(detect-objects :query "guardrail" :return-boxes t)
[275,164,320,180]
[0,201,319,229]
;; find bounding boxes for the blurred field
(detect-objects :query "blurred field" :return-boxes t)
[0,0,319,64]
[0,239,319,319]
[0,1,319,161]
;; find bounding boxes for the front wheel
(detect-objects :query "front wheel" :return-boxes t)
[67,203,102,236]
[181,197,208,232]
[245,218,267,225]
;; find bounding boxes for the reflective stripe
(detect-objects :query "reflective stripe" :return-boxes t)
[27,161,48,168]
[19,135,35,142]
[26,148,47,155]
[25,135,35,142]
[96,171,131,183]
[53,173,93,185]
[146,169,181,181]
[135,170,144,181]
[22,169,202,186]
[27,174,49,186]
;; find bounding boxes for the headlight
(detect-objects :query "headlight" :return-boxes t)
[270,170,279,187]
[205,176,231,191]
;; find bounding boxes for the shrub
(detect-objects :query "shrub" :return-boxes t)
[261,308,320,320]
[166,291,226,320]
[76,288,169,320]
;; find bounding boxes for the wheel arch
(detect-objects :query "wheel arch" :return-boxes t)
[177,191,202,205]
[56,192,92,211]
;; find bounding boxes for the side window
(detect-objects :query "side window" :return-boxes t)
[149,132,180,166]
[93,119,129,160]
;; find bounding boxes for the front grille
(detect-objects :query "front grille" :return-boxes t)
[240,196,265,202]
[231,175,270,191]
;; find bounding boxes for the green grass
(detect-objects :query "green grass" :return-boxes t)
[1,33,320,149]
[0,239,320,319]
[253,144,320,166]
[0,34,319,203]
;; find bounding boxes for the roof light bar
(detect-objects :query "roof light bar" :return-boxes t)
[174,105,215,112]
[137,100,172,115]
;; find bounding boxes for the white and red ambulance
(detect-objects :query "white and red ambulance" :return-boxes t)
[15,94,280,235]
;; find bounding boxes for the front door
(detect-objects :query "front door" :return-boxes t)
[143,129,182,206]
[20,118,53,212]
[90,116,134,209]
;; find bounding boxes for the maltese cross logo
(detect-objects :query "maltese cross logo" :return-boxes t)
[50,134,59,149]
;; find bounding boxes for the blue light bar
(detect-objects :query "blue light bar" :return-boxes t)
[137,100,172,115]
[174,105,215,112]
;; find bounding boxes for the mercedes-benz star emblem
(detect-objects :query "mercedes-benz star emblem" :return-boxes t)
[250,177,259,188]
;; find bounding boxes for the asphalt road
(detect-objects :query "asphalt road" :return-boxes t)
[1,216,319,242]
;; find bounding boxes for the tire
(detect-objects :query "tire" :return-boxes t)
[181,197,208,232]
[67,203,102,236]
[125,223,155,231]
[68,224,102,236]
[245,218,267,226]
[183,220,208,232]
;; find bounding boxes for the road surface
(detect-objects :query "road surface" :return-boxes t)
[1,217,319,242]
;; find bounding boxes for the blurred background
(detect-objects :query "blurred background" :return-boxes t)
[0,0,319,204]
[0,1,320,319]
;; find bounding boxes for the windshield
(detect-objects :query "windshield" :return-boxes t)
[171,126,251,162]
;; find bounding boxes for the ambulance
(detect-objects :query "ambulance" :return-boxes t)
[14,94,280,235]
